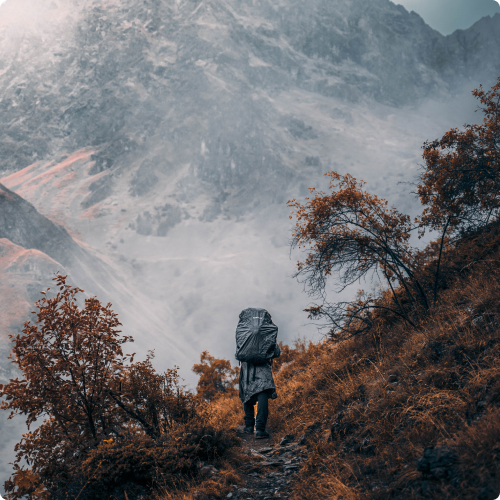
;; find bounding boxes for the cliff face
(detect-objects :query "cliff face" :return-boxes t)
[0,184,91,354]
[0,181,122,301]
[0,182,73,334]
[0,0,498,185]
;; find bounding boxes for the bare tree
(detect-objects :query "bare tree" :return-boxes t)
[288,172,427,339]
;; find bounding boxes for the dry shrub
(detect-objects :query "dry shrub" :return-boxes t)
[151,397,247,500]
[290,443,361,500]
[147,373,247,500]
[75,433,193,500]
[200,393,243,431]
[272,341,301,371]
[443,409,500,499]
[153,491,192,500]
[192,351,239,402]
[61,427,240,500]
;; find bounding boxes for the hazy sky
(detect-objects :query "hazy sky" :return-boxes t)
[397,0,500,34]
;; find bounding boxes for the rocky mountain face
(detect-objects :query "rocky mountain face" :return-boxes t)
[0,0,498,185]
[0,182,73,354]
[0,182,113,351]
[0,180,138,308]
[0,0,499,493]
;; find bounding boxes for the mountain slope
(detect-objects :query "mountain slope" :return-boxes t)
[0,182,88,268]
[0,0,497,379]
[0,180,193,377]
[203,225,500,500]
[0,0,498,181]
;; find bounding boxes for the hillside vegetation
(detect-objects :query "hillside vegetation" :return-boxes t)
[210,223,500,499]
[1,79,500,499]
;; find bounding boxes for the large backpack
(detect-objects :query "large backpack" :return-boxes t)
[235,308,278,365]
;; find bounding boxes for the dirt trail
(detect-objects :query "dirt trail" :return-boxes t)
[227,428,308,500]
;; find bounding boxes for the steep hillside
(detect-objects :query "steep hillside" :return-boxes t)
[206,225,500,500]
[0,183,79,349]
[0,181,123,308]
[0,182,88,269]
[0,238,65,354]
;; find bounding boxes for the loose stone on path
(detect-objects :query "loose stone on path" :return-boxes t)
[231,427,308,499]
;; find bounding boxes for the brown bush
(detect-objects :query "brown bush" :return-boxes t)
[68,427,240,500]
[192,351,239,402]
[0,275,241,500]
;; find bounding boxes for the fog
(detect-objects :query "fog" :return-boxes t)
[0,0,82,34]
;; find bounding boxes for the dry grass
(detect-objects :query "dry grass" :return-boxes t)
[201,393,244,430]
[261,261,500,499]
[154,447,248,500]
[159,226,500,500]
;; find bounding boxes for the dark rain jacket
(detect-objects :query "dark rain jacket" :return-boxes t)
[238,344,281,403]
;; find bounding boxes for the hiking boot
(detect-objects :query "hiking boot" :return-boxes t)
[243,426,254,434]
[255,430,270,439]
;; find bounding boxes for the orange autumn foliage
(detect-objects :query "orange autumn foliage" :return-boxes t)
[0,275,134,499]
[287,78,500,336]
[0,275,232,500]
[192,351,239,402]
[418,76,500,234]
[288,172,428,338]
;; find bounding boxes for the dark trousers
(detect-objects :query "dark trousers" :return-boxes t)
[243,391,269,431]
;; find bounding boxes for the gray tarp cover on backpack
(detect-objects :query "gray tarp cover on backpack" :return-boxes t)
[235,308,278,364]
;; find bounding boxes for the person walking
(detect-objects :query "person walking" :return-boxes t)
[235,308,281,439]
